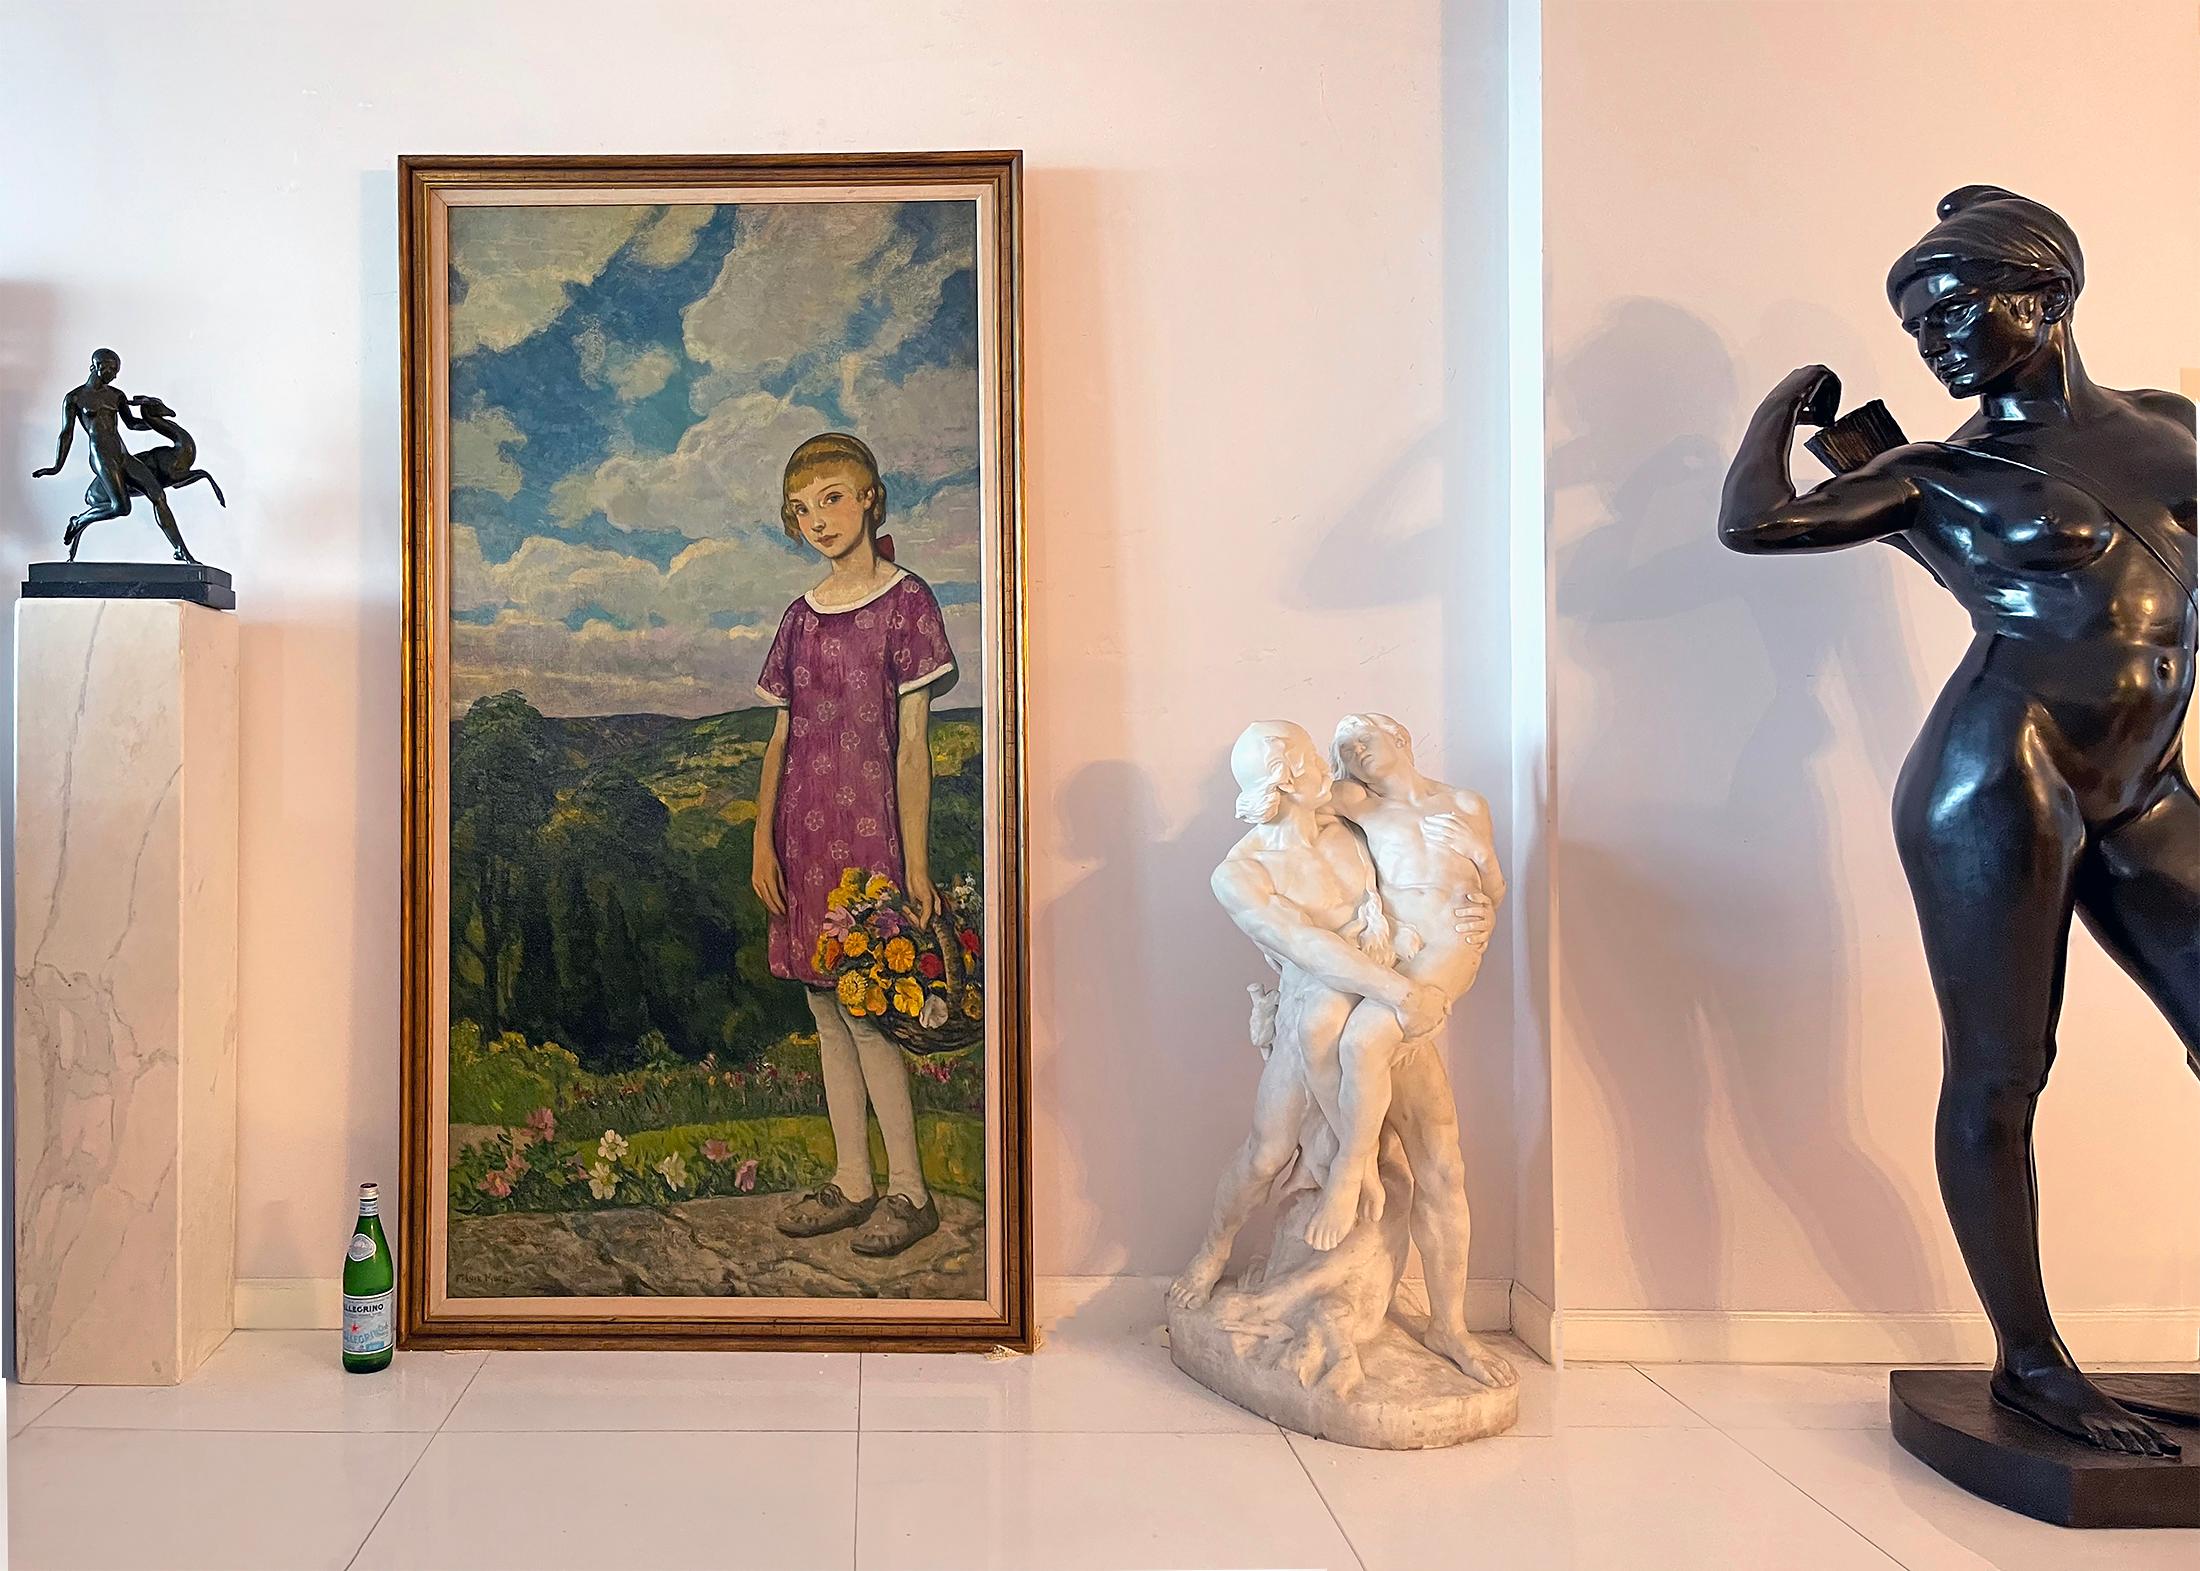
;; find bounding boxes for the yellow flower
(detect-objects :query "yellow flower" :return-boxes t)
[961,985,984,1021]
[883,936,917,974]
[864,873,896,901]
[864,983,890,1016]
[842,929,870,959]
[825,887,852,912]
[836,972,868,1010]
[812,933,843,971]
[838,867,864,893]
[893,978,924,1016]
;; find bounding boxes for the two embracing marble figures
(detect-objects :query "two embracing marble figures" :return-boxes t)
[1167,715,1520,1448]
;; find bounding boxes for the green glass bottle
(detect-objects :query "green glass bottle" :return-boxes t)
[342,1182,395,1373]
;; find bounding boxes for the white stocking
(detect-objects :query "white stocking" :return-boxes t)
[806,990,877,1198]
[846,1013,929,1205]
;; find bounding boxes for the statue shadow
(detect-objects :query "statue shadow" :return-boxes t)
[0,278,61,1376]
[1037,756,1251,1278]
[1550,297,1938,1320]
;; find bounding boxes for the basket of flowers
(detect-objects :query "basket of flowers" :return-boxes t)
[813,868,985,1054]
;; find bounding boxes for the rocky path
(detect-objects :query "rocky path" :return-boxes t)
[449,1193,985,1300]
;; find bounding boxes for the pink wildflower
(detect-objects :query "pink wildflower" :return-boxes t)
[703,1139,731,1163]
[734,1158,759,1192]
[480,1170,512,1199]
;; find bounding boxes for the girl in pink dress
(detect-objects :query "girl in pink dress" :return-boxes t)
[751,433,958,1258]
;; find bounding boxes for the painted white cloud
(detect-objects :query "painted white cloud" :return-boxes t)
[450,198,986,718]
[451,524,499,612]
[479,531,813,631]
[575,322,678,402]
[453,612,775,718]
[682,203,963,392]
[450,405,527,499]
[448,205,655,357]
[550,389,833,539]
[452,502,986,720]
[886,481,980,583]
[835,360,979,485]
[633,205,713,268]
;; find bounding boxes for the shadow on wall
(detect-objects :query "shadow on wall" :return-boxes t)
[1551,296,1937,1317]
[1026,168,1269,1276]
[0,280,62,1376]
[1038,757,1248,1275]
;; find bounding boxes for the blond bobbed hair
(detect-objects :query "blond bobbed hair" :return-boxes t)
[780,432,887,542]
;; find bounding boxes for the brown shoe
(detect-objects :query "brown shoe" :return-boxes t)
[850,1193,940,1257]
[776,1183,877,1238]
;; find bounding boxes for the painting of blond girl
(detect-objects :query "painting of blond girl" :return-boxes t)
[749,432,958,1258]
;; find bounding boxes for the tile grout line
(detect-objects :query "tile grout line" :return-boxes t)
[1625,1364,1908,1565]
[340,1353,489,1571]
[851,1356,864,1571]
[1281,1429,1371,1571]
[1627,1362,1750,1434]
[21,1384,83,1432]
[1699,1418,1912,1570]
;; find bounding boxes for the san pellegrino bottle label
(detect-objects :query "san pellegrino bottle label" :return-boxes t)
[343,1182,395,1360]
[343,1292,394,1356]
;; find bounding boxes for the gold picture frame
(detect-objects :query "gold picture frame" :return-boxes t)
[398,153,1030,1350]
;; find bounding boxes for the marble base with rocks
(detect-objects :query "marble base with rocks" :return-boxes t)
[1169,717,1519,1447]
[1169,1138,1517,1448]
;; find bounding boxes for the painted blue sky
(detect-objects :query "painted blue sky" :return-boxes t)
[447,199,982,717]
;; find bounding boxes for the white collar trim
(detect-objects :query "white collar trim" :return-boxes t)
[804,567,907,614]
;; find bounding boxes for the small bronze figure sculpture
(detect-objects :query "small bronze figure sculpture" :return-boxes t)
[31,349,225,564]
[1720,187,2197,1505]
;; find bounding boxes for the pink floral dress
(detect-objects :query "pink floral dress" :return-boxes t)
[754,570,957,985]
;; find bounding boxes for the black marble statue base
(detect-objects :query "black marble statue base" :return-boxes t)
[23,561,234,611]
[1891,1370,2200,1528]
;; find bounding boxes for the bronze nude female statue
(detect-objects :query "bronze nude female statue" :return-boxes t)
[1719,187,2197,1461]
[31,348,225,564]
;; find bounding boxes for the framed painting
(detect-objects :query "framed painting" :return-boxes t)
[398,153,1029,1350]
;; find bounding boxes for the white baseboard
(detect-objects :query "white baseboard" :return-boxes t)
[248,1274,2195,1368]
[1558,1306,2200,1366]
[237,1274,1523,1335]
[1509,1281,1558,1365]
[1385,1276,1514,1334]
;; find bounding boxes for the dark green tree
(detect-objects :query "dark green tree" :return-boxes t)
[449,692,557,1035]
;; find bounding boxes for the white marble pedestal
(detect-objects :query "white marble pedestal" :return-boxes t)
[13,597,239,1384]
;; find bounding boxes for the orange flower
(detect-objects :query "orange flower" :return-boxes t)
[883,936,917,974]
[843,929,870,959]
[864,983,890,1017]
[961,985,984,1021]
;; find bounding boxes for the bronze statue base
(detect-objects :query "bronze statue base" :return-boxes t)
[24,561,233,611]
[1891,1370,2200,1527]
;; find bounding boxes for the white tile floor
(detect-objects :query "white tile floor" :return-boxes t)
[6,1278,2197,1570]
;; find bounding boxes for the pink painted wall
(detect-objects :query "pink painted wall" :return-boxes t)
[1543,0,2200,1328]
[1,2,1521,1285]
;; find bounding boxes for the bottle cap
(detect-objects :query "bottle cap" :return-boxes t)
[359,1182,380,1198]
